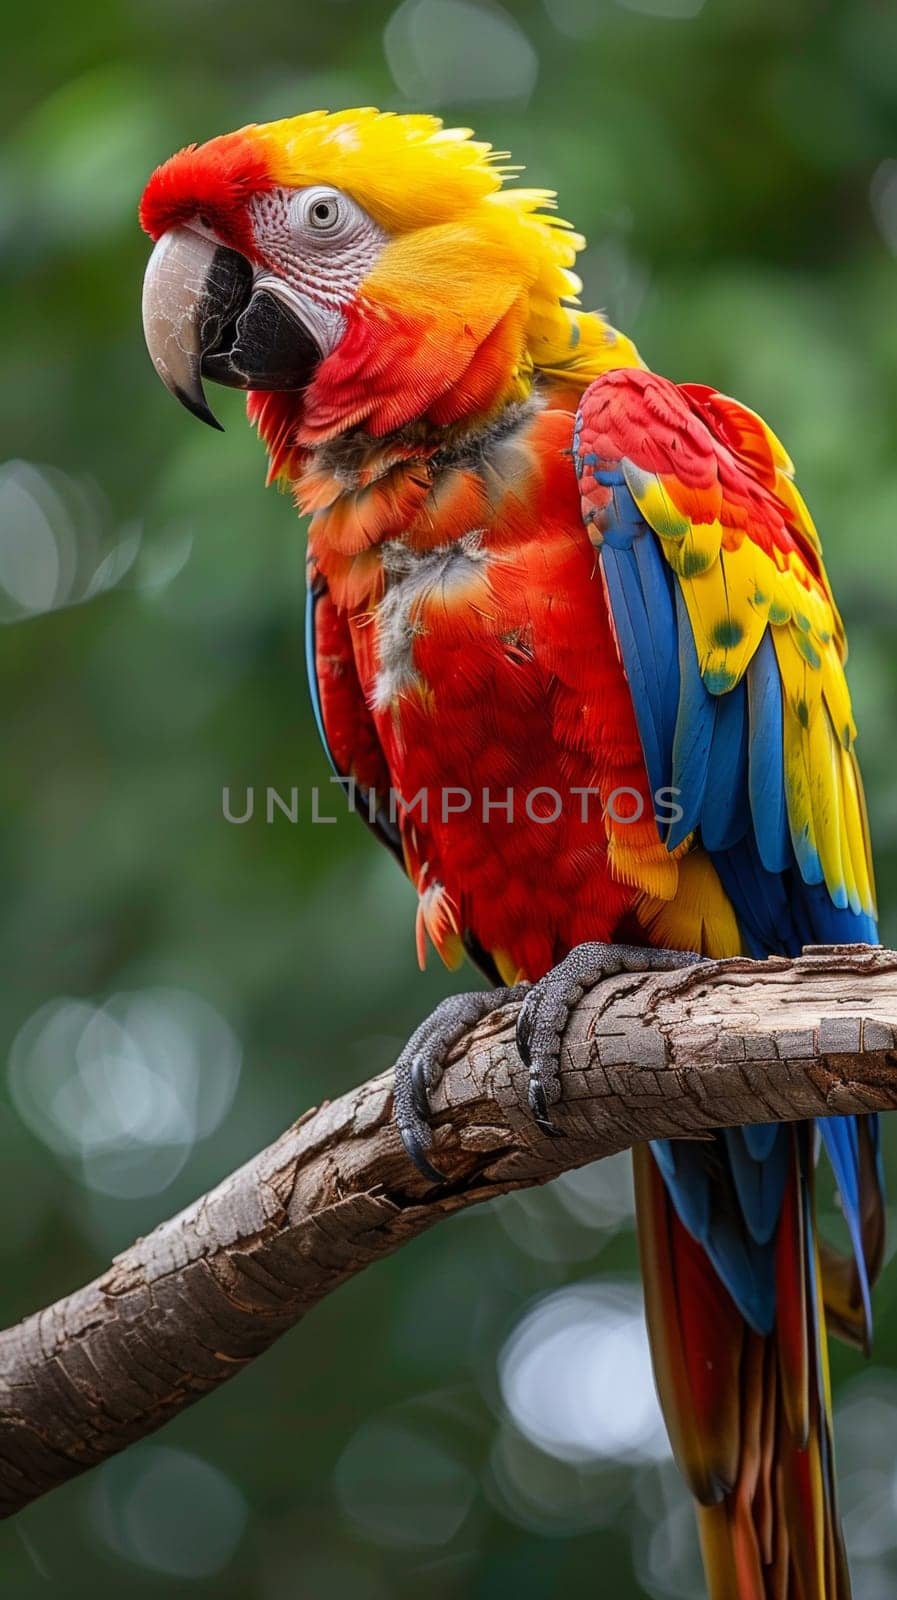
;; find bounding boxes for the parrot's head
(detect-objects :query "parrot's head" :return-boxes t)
[140,108,637,465]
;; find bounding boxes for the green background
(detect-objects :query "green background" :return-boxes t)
[2,0,897,1595]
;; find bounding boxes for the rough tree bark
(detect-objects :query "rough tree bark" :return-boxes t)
[2,944,897,1518]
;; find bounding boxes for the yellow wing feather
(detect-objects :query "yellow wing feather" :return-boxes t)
[621,393,875,919]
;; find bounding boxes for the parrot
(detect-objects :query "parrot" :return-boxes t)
[139,109,885,1598]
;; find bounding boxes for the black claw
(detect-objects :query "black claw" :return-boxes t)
[398,1123,446,1185]
[528,1078,564,1138]
[535,1115,564,1139]
[528,1076,548,1121]
[410,1054,431,1123]
[515,1010,533,1069]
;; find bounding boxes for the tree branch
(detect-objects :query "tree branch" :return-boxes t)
[2,944,897,1517]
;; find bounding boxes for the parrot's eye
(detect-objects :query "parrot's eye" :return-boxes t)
[290,185,357,240]
[311,198,339,228]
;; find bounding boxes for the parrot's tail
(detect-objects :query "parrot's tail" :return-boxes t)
[633,1125,878,1600]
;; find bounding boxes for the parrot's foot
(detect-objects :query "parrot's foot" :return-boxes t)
[394,985,529,1183]
[516,943,706,1136]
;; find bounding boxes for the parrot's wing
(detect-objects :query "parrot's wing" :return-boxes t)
[574,366,876,948]
[305,561,402,864]
[574,366,883,1346]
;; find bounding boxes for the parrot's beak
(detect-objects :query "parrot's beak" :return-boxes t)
[141,227,322,430]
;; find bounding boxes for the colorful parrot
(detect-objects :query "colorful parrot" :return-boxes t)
[139,110,884,1598]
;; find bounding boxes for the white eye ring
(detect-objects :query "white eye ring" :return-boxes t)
[296,187,345,234]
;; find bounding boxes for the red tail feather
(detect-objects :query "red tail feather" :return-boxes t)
[633,1136,851,1600]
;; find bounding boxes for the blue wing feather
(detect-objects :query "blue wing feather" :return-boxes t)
[668,586,715,848]
[601,546,669,802]
[724,1125,791,1247]
[742,1123,783,1162]
[746,631,791,873]
[701,682,751,852]
[655,1136,777,1333]
[598,467,678,803]
[818,1117,873,1334]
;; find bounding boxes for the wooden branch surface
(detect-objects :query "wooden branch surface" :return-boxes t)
[2,944,896,1517]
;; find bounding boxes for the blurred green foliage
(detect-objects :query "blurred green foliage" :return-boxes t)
[2,0,897,1596]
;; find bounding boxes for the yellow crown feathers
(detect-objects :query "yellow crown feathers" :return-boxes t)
[252,108,641,387]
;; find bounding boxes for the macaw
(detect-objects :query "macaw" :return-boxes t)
[139,109,884,1598]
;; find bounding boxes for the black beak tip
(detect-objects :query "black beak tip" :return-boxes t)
[173,383,225,432]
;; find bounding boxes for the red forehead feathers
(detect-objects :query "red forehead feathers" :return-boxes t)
[139,130,274,256]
